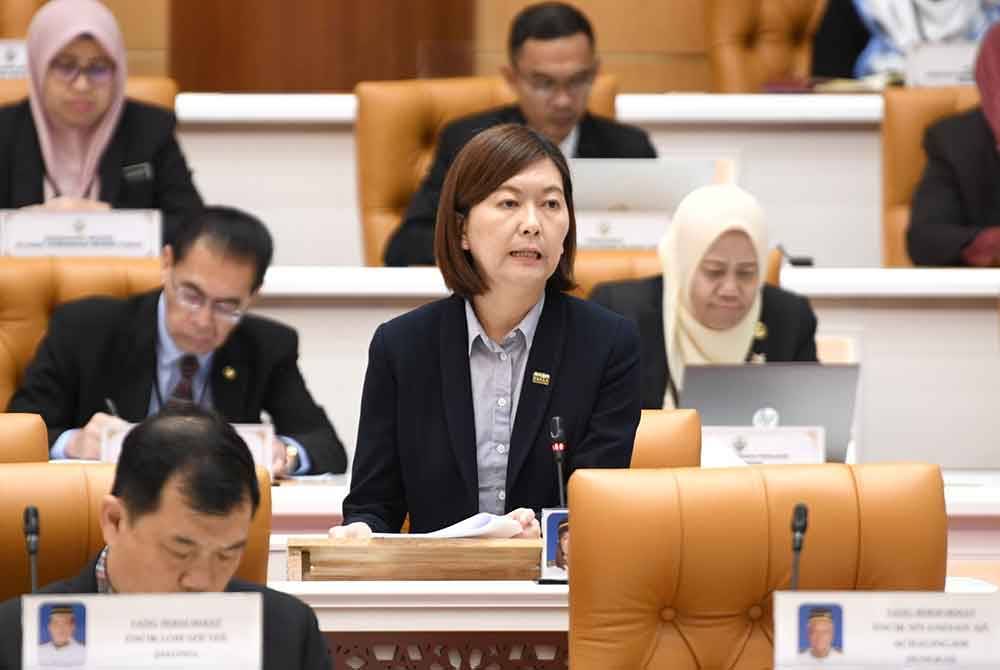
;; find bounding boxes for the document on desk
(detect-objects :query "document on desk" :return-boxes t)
[372,512,523,539]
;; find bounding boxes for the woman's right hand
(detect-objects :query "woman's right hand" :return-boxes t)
[329,521,373,539]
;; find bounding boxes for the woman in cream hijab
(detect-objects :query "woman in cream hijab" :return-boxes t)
[592,183,817,409]
[0,0,202,244]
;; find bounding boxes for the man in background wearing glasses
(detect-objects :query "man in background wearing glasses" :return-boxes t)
[383,1,657,267]
[7,206,348,476]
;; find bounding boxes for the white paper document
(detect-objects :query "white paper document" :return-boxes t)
[101,423,274,475]
[372,512,523,539]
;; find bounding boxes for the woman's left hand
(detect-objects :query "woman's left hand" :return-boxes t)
[506,507,541,538]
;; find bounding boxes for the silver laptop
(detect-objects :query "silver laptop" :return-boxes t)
[569,158,718,249]
[679,363,860,463]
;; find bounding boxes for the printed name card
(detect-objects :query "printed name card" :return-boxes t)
[0,210,161,257]
[0,40,27,79]
[101,423,275,474]
[774,591,1000,668]
[21,592,262,669]
[575,212,668,249]
[701,426,825,467]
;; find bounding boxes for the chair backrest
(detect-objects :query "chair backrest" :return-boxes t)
[580,247,783,299]
[0,0,41,38]
[0,76,180,110]
[0,462,271,601]
[354,74,618,266]
[882,86,980,266]
[0,412,47,463]
[706,0,828,92]
[569,463,946,669]
[631,409,701,468]
[0,257,162,409]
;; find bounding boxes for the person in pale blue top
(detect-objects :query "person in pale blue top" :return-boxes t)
[8,206,348,475]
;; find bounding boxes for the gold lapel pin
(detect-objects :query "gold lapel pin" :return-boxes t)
[531,371,550,386]
[754,321,768,340]
[222,366,237,381]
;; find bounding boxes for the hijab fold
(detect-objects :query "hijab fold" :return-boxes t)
[27,0,127,199]
[659,184,767,407]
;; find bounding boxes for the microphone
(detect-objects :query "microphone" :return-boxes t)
[776,244,814,267]
[549,416,567,508]
[790,503,808,591]
[23,506,39,594]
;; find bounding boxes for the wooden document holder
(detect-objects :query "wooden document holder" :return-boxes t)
[287,537,543,581]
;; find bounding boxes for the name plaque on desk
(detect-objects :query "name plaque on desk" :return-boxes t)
[774,590,1000,669]
[575,212,668,249]
[101,422,274,474]
[701,426,825,467]
[0,40,27,79]
[21,593,262,670]
[0,210,161,257]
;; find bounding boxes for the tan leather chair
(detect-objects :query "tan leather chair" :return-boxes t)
[569,463,946,668]
[580,247,784,298]
[882,86,980,266]
[0,0,42,37]
[0,257,161,409]
[631,409,700,468]
[0,412,47,462]
[707,0,828,92]
[0,76,180,110]
[0,462,271,601]
[355,74,618,267]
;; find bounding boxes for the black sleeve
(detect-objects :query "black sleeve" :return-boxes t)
[300,606,332,670]
[341,325,407,533]
[383,127,463,266]
[636,129,657,158]
[588,283,618,312]
[795,297,819,362]
[907,125,982,265]
[6,307,82,446]
[263,331,347,474]
[568,316,640,473]
[152,114,204,246]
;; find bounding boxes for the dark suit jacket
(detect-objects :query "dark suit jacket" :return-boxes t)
[343,286,641,533]
[6,290,347,474]
[384,105,658,266]
[0,557,330,670]
[590,276,818,409]
[0,99,204,246]
[908,108,1000,265]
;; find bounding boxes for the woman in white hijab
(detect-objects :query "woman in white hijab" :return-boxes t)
[0,0,202,244]
[591,183,818,408]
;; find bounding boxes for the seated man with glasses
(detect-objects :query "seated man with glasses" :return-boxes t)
[7,206,348,476]
[384,1,657,266]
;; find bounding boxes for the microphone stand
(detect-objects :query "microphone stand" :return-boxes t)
[549,416,567,507]
[790,503,808,591]
[24,506,39,594]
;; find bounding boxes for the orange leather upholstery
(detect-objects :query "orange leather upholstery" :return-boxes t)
[0,76,180,110]
[0,257,161,410]
[0,462,271,601]
[707,0,828,92]
[0,412,47,463]
[882,86,980,266]
[569,463,946,668]
[0,0,42,37]
[631,409,700,468]
[579,247,783,298]
[354,74,618,267]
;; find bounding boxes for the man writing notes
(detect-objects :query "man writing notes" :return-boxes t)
[383,1,657,266]
[0,407,330,669]
[6,206,347,476]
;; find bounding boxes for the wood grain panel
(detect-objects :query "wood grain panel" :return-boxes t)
[170,0,475,92]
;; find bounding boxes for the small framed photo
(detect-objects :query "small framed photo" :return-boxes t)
[38,602,86,667]
[798,603,843,661]
[540,508,569,582]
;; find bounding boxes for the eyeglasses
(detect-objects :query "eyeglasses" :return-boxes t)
[518,67,596,99]
[170,277,246,324]
[49,59,115,87]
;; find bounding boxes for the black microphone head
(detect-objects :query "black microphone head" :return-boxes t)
[792,503,808,534]
[23,505,39,535]
[549,416,565,442]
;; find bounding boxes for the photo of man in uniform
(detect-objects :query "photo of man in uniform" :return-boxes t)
[798,606,843,662]
[38,604,85,667]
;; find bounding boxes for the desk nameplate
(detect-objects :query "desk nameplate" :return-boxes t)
[0,209,161,257]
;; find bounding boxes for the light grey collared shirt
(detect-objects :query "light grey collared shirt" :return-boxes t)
[465,294,545,515]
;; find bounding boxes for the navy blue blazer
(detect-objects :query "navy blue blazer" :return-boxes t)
[342,287,641,534]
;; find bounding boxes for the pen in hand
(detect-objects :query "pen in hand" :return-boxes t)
[104,398,119,417]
